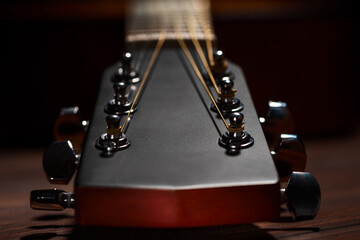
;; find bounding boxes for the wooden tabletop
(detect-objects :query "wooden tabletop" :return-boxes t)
[1,127,359,239]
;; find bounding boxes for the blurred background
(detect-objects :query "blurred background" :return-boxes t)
[0,0,359,147]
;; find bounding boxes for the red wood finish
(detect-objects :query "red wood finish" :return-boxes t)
[75,184,280,228]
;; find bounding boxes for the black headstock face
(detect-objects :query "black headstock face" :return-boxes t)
[77,48,277,189]
[72,47,280,226]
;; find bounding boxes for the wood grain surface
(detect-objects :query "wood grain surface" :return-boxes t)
[1,127,359,239]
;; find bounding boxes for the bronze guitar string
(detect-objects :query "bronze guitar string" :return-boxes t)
[174,2,243,132]
[121,0,242,133]
[189,0,215,68]
[203,15,214,66]
[187,1,237,99]
[173,24,229,129]
[120,31,167,133]
[186,17,221,95]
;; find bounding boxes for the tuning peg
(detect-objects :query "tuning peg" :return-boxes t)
[112,52,140,83]
[43,141,79,184]
[210,49,228,75]
[219,112,254,155]
[210,76,243,115]
[96,115,130,155]
[260,101,295,149]
[104,81,135,115]
[53,106,88,153]
[281,172,321,221]
[271,134,306,181]
[30,189,75,210]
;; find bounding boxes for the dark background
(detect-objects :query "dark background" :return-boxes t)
[0,0,359,147]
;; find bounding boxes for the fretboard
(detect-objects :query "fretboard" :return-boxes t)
[126,0,216,43]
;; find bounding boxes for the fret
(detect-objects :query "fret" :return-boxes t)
[126,0,216,43]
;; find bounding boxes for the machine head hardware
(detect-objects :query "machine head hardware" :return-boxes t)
[272,134,307,181]
[53,106,87,153]
[210,50,228,75]
[111,52,140,83]
[30,189,75,210]
[210,76,243,115]
[282,172,321,221]
[105,81,135,115]
[95,115,130,154]
[43,141,79,184]
[260,101,295,149]
[219,112,254,154]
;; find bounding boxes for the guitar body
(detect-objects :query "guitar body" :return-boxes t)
[75,48,280,227]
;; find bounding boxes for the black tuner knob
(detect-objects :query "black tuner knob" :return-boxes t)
[219,112,254,155]
[260,101,295,149]
[281,172,321,221]
[43,141,79,184]
[30,189,75,210]
[104,81,135,115]
[111,52,139,83]
[210,76,243,115]
[271,134,306,181]
[53,106,88,153]
[95,115,130,154]
[210,50,228,75]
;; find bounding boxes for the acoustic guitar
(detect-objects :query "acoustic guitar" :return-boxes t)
[30,0,320,228]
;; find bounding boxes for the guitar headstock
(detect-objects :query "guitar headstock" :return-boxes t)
[30,0,320,228]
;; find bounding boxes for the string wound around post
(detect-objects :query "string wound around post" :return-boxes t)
[95,115,130,156]
[219,112,254,155]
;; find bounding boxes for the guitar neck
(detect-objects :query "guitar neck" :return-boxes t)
[126,0,216,43]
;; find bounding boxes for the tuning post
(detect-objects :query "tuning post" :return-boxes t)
[209,50,236,83]
[104,81,135,115]
[219,112,254,154]
[30,189,75,210]
[211,76,243,116]
[281,172,321,221]
[96,115,130,155]
[112,52,139,83]
[210,50,228,75]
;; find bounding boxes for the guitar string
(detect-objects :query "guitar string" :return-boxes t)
[133,41,149,74]
[172,20,229,129]
[204,14,214,66]
[185,16,221,95]
[125,15,147,116]
[188,0,235,98]
[186,0,243,132]
[127,7,149,75]
[121,31,167,133]
[121,1,169,133]
[190,0,214,66]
